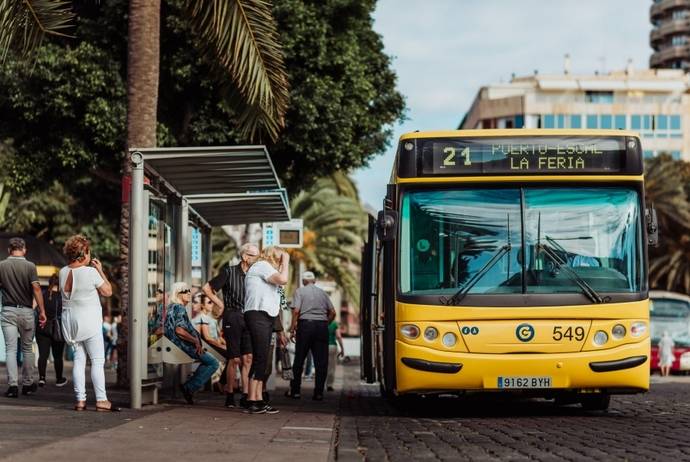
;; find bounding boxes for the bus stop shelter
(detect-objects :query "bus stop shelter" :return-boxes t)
[128,146,290,408]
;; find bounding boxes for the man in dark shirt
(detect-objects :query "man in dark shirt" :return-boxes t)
[0,237,47,398]
[202,243,259,408]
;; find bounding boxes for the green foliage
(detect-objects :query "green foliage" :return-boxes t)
[185,0,289,142]
[290,173,367,304]
[210,227,239,275]
[0,40,126,195]
[270,0,406,193]
[645,154,690,293]
[0,0,75,62]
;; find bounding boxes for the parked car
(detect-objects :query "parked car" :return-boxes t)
[650,290,690,373]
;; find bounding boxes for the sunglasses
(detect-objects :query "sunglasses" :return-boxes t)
[179,289,191,294]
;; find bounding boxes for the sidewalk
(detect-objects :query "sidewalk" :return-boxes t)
[0,363,343,461]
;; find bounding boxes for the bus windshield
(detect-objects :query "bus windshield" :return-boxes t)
[400,187,643,300]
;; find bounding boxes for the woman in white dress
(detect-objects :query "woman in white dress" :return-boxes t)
[60,235,119,411]
[659,331,675,377]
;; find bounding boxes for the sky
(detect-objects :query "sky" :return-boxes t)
[353,0,653,208]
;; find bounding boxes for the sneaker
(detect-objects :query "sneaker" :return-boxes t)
[225,394,236,408]
[239,394,250,409]
[263,404,279,414]
[38,378,46,387]
[4,386,18,398]
[22,383,37,396]
[55,377,68,387]
[327,386,334,392]
[304,375,314,382]
[284,390,301,399]
[244,402,267,414]
[179,384,194,405]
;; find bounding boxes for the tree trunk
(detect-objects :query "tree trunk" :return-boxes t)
[117,0,161,388]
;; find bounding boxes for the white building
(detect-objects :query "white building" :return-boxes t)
[460,68,690,160]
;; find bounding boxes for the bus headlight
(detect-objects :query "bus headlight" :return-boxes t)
[611,324,626,339]
[424,327,439,341]
[442,332,457,347]
[400,324,420,339]
[630,322,647,337]
[593,331,609,346]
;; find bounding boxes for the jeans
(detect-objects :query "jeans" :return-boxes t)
[290,320,329,396]
[184,352,219,393]
[73,333,107,401]
[1,306,36,386]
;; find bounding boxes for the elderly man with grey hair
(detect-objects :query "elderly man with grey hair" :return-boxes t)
[203,242,259,409]
[286,271,335,401]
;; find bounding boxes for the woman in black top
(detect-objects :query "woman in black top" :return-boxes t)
[36,274,67,387]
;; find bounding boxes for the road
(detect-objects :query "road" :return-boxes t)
[335,367,690,461]
[2,362,690,461]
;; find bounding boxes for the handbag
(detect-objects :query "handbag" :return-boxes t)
[280,347,294,380]
[43,318,64,343]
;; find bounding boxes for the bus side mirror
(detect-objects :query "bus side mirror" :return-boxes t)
[646,206,659,247]
[377,210,398,242]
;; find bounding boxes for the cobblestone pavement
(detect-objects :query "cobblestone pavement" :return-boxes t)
[334,364,690,461]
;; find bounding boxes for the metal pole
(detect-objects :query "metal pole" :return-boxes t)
[175,199,190,283]
[129,151,145,409]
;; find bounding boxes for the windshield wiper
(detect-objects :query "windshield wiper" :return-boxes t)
[537,243,608,304]
[441,243,512,306]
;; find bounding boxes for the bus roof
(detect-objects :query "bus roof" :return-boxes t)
[399,129,640,141]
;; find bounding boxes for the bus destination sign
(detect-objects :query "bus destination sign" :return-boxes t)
[418,136,641,176]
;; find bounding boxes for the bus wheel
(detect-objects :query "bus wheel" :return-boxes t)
[580,394,611,411]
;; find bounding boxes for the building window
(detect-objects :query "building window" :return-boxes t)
[672,35,689,46]
[570,115,581,129]
[657,115,668,130]
[585,91,614,104]
[544,114,555,129]
[671,115,681,130]
[514,115,524,128]
[673,9,689,20]
[557,114,565,129]
[643,150,654,159]
[614,115,626,130]
[600,115,612,129]
[631,115,641,130]
[586,114,598,129]
[672,151,682,160]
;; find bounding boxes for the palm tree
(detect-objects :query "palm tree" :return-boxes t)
[0,0,75,61]
[645,154,690,293]
[3,0,290,385]
[289,173,367,305]
[118,0,288,385]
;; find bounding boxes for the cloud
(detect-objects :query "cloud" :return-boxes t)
[354,0,653,206]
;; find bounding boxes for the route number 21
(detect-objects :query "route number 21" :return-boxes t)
[442,147,471,167]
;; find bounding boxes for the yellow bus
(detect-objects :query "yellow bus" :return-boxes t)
[360,129,657,410]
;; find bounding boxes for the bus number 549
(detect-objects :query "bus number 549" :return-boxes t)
[552,326,585,341]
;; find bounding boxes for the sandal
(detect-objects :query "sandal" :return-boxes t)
[74,401,87,411]
[96,400,121,412]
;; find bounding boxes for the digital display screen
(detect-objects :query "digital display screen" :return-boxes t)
[279,230,300,245]
[417,136,641,176]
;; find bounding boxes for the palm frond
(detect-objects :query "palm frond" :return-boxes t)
[186,0,289,142]
[0,0,75,62]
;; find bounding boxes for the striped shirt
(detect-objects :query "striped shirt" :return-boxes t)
[209,264,245,320]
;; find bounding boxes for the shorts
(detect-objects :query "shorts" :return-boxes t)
[223,310,253,359]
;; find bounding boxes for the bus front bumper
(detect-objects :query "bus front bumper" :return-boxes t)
[395,339,650,394]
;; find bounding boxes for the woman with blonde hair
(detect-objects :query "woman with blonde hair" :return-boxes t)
[243,246,289,414]
[59,234,118,411]
[164,282,219,404]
